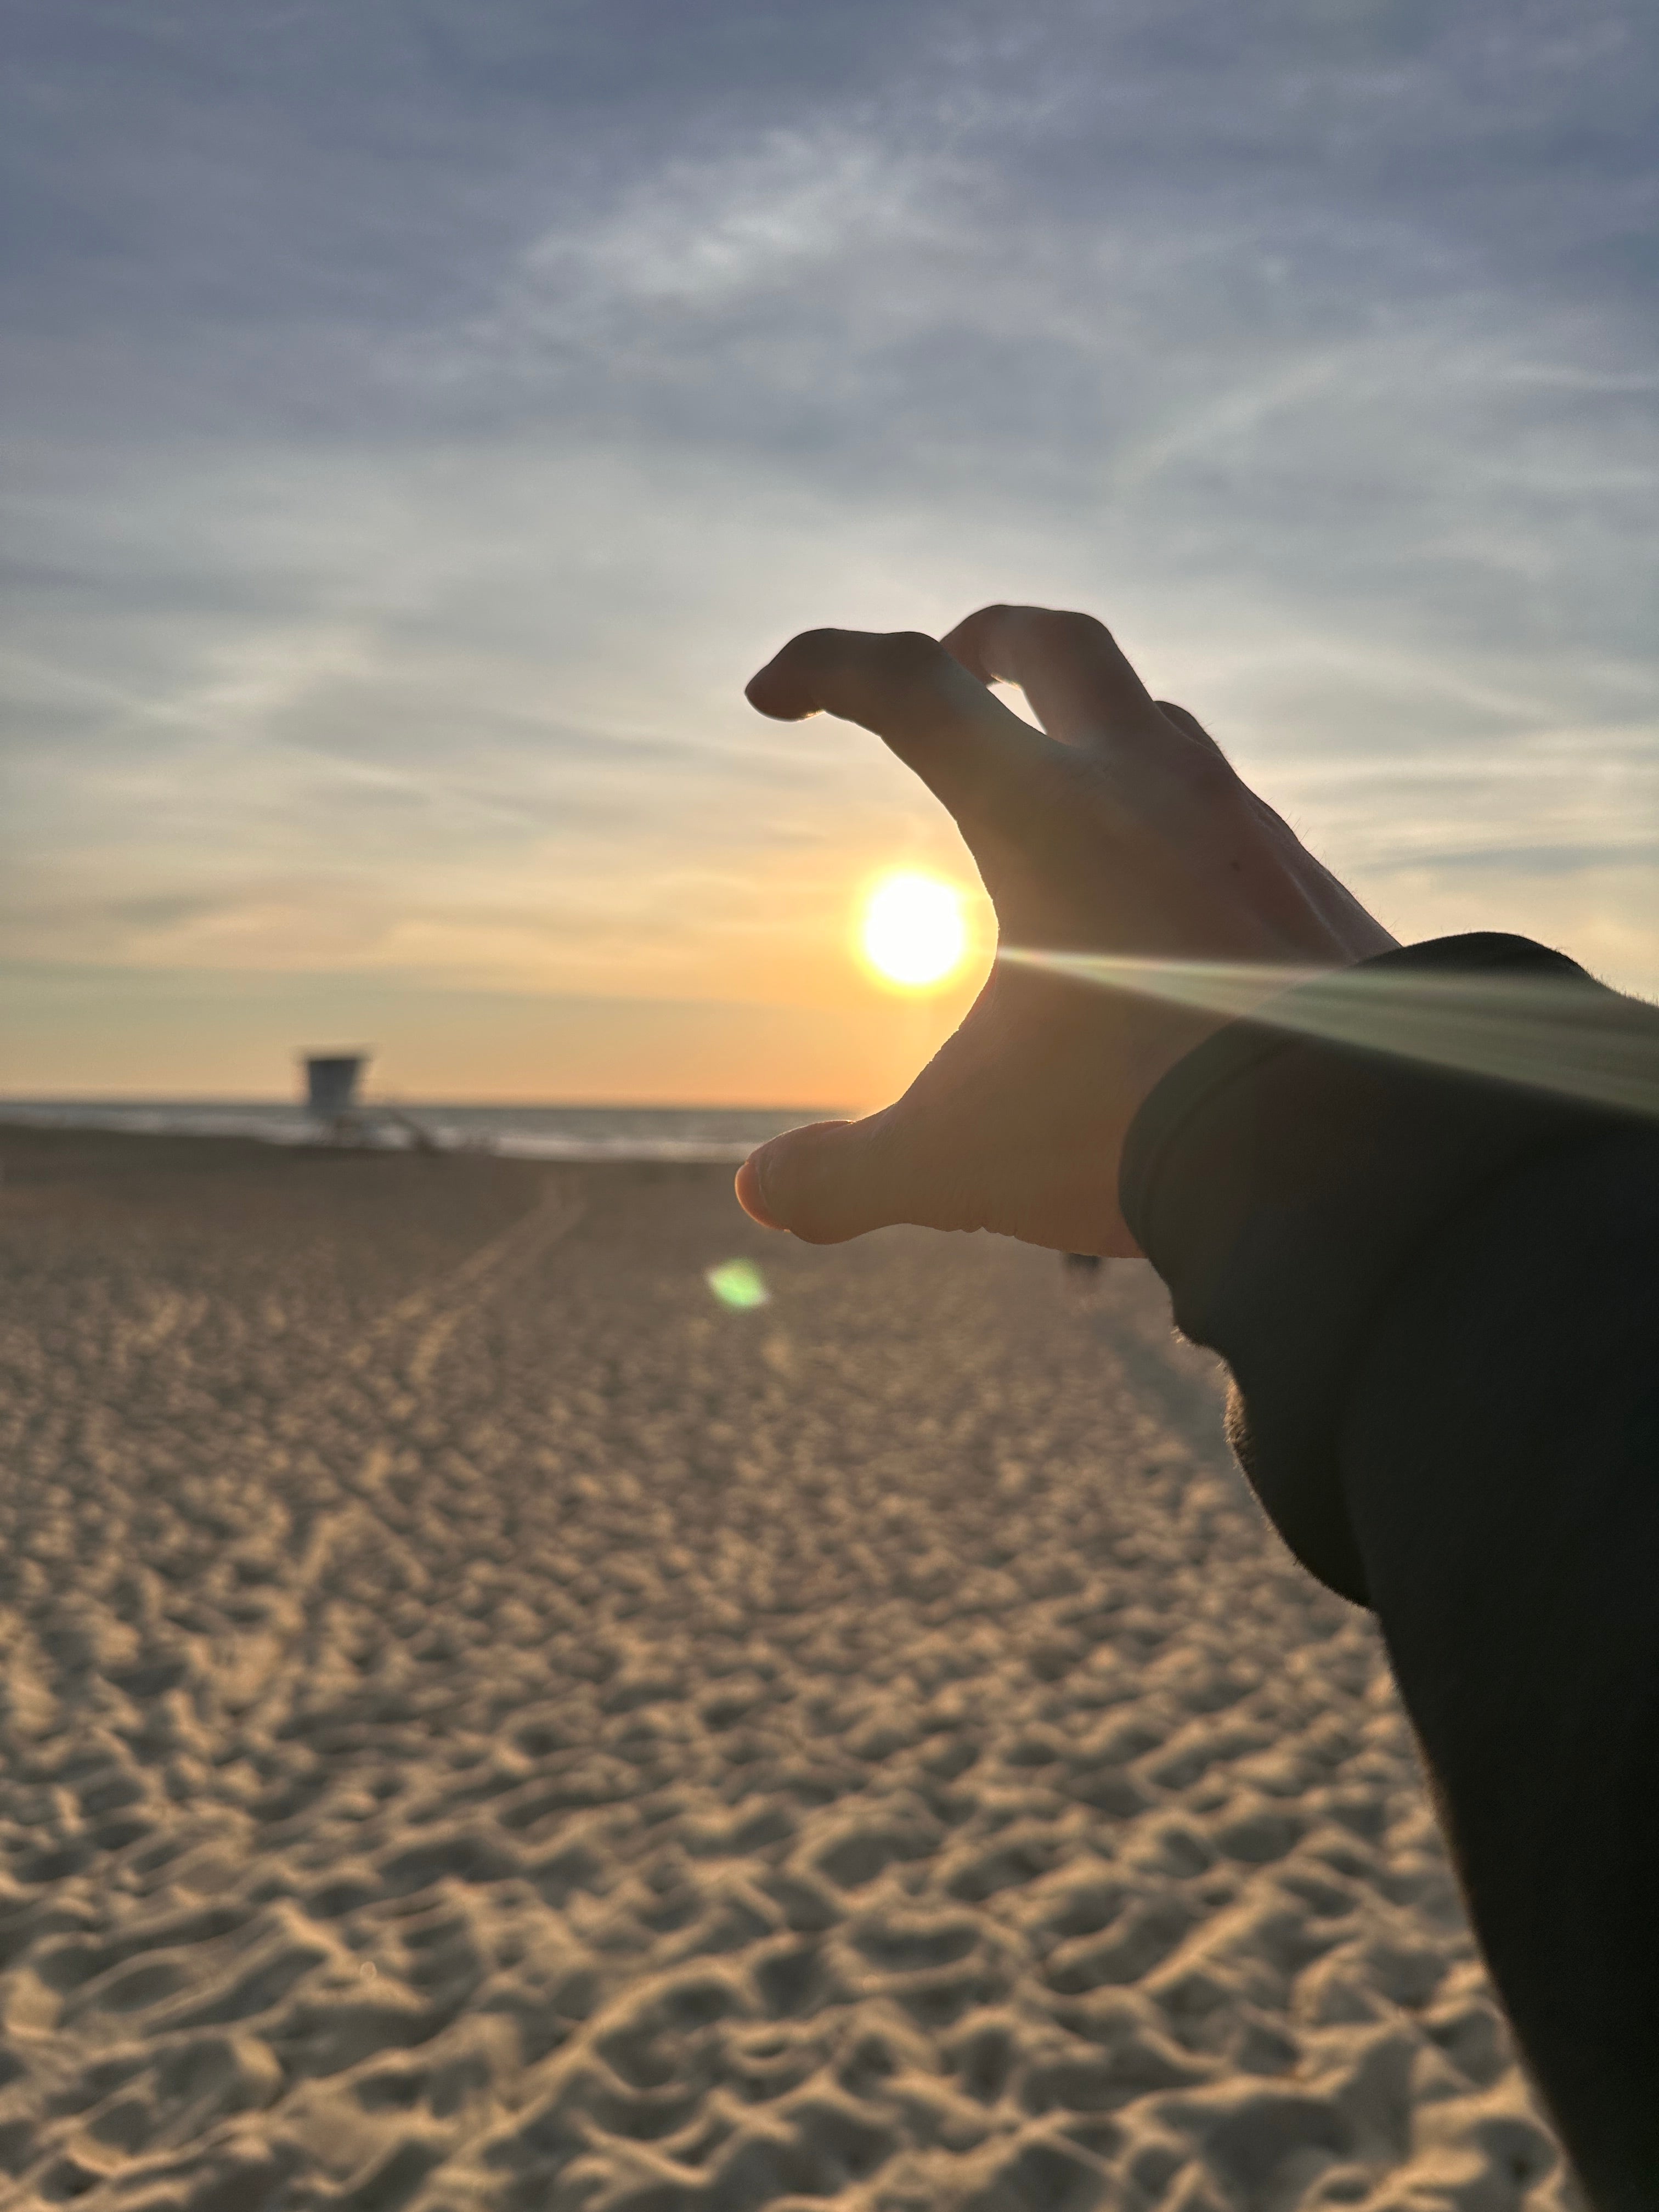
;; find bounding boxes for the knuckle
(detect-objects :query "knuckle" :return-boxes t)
[876,630,951,687]
[1034,608,1113,645]
[887,627,947,665]
[1179,747,1242,803]
[789,625,850,662]
[1155,698,1221,750]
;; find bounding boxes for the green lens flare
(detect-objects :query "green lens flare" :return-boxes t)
[706,1259,770,1310]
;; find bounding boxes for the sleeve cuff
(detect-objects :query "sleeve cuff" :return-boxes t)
[1118,933,1644,1604]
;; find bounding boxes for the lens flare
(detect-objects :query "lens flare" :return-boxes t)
[706,1259,770,1310]
[998,946,1659,1120]
[859,872,968,989]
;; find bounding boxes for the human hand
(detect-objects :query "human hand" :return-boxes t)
[736,607,1395,1255]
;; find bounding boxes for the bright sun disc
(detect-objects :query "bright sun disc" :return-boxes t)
[859,871,968,989]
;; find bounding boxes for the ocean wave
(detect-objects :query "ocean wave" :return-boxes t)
[0,1101,827,1164]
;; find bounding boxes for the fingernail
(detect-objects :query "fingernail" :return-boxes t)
[735,1154,783,1231]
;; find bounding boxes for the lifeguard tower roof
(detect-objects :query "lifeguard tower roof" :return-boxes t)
[302,1053,370,1119]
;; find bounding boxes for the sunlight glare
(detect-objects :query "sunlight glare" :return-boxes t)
[997,946,1659,1121]
[859,872,968,990]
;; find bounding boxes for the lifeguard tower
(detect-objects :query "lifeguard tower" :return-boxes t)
[301,1052,370,1141]
[298,1052,438,1150]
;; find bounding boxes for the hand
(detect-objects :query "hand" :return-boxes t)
[736,606,1395,1256]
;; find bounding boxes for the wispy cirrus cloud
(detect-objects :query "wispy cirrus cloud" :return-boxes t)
[2,0,1655,1093]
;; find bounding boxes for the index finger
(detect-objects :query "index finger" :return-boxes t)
[746,627,1064,830]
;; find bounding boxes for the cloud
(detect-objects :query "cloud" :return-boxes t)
[2,0,1656,1096]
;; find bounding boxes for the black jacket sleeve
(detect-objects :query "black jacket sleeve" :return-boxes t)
[1119,932,1659,2209]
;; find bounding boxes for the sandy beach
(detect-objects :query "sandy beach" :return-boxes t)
[0,1127,1576,2211]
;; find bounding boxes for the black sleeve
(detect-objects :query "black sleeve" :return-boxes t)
[1119,932,1659,2207]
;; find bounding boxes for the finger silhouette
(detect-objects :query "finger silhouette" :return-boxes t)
[746,628,1061,833]
[736,1111,922,1244]
[941,606,1173,757]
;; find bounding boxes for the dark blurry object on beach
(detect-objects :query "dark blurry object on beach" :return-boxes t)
[303,1053,369,1122]
[301,1050,439,1152]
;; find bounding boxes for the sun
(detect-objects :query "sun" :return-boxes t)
[857,870,969,990]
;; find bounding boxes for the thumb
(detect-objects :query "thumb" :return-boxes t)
[735,1115,914,1244]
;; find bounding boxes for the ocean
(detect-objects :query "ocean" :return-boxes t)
[0,1100,837,1164]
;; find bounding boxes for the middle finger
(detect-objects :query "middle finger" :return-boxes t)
[943,604,1221,764]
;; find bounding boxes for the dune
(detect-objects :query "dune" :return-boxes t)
[0,1127,1579,2210]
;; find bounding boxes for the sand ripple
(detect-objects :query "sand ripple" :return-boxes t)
[0,1136,1580,2210]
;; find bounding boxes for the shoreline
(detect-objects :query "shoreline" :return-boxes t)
[0,1101,837,1169]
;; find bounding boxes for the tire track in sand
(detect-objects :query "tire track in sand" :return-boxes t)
[213,1183,588,1711]
[348,1183,587,1393]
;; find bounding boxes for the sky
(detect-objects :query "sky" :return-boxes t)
[4,0,1656,1105]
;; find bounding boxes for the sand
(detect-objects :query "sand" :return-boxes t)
[0,1127,1581,2212]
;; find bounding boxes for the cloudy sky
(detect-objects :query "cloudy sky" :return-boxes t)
[5,0,1656,1102]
